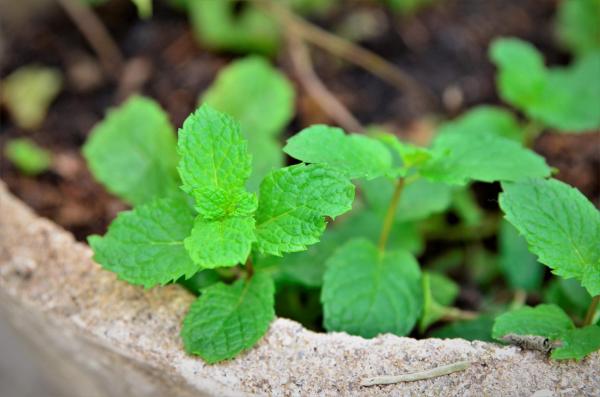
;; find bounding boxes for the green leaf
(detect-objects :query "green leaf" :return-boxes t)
[490,38,600,132]
[83,96,179,206]
[4,138,52,176]
[437,105,523,142]
[130,0,152,18]
[88,195,197,288]
[556,0,600,56]
[544,278,592,319]
[181,273,275,363]
[373,132,433,170]
[429,272,459,306]
[201,57,294,191]
[202,57,294,139]
[421,131,551,185]
[178,270,221,295]
[273,209,423,287]
[185,217,256,269]
[551,326,600,360]
[361,178,453,222]
[1,65,62,130]
[321,238,423,337]
[284,125,392,180]
[188,1,280,55]
[177,105,252,209]
[499,178,600,296]
[498,220,544,292]
[191,187,257,220]
[430,315,495,342]
[254,164,355,255]
[492,304,575,341]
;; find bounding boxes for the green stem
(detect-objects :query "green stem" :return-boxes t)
[523,120,544,148]
[509,289,527,310]
[440,307,478,322]
[583,295,599,326]
[377,178,405,253]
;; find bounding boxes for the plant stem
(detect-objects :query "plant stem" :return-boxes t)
[245,257,254,279]
[255,0,435,107]
[440,307,478,322]
[583,295,599,326]
[287,33,364,132]
[378,178,405,252]
[523,120,544,148]
[361,360,470,386]
[509,289,527,310]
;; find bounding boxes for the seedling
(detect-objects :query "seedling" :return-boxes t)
[4,138,52,176]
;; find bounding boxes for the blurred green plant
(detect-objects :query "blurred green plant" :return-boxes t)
[4,138,52,176]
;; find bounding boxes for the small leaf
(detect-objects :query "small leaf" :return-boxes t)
[556,0,600,56]
[185,217,256,269]
[254,164,355,256]
[551,326,600,360]
[492,304,575,341]
[181,273,275,363]
[284,125,392,180]
[4,138,52,176]
[88,195,197,288]
[419,271,459,332]
[498,220,544,292]
[1,65,62,130]
[373,132,433,170]
[421,131,551,185]
[500,178,600,296]
[177,105,252,205]
[361,178,453,222]
[437,105,523,142]
[83,96,179,206]
[321,238,423,337]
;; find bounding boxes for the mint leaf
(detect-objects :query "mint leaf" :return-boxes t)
[4,138,52,176]
[437,105,523,142]
[191,187,257,220]
[490,38,600,132]
[188,1,280,55]
[429,272,459,306]
[361,178,453,222]
[83,96,179,206]
[254,164,355,255]
[88,195,197,288]
[492,304,575,341]
[551,326,600,360]
[284,125,392,180]
[202,57,294,139]
[421,131,551,185]
[246,138,283,192]
[321,238,423,337]
[499,178,600,296]
[544,278,592,319]
[185,217,256,269]
[499,220,544,292]
[273,209,423,287]
[177,105,252,209]
[557,0,600,56]
[373,132,433,170]
[181,273,275,363]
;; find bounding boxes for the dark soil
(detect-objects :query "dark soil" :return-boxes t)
[1,0,598,243]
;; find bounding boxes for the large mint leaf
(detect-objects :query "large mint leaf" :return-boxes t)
[284,125,392,180]
[490,38,600,132]
[500,178,600,296]
[88,195,196,288]
[185,217,256,269]
[551,326,600,360]
[437,105,523,142]
[361,178,453,222]
[557,0,600,56]
[499,220,544,292]
[177,105,252,211]
[83,96,179,206]
[492,304,575,341]
[421,131,551,185]
[321,238,423,337]
[254,164,355,255]
[202,57,294,139]
[181,273,275,363]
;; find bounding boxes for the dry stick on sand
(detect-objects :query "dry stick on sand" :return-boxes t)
[255,0,435,108]
[361,360,471,387]
[287,34,364,133]
[56,0,124,78]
